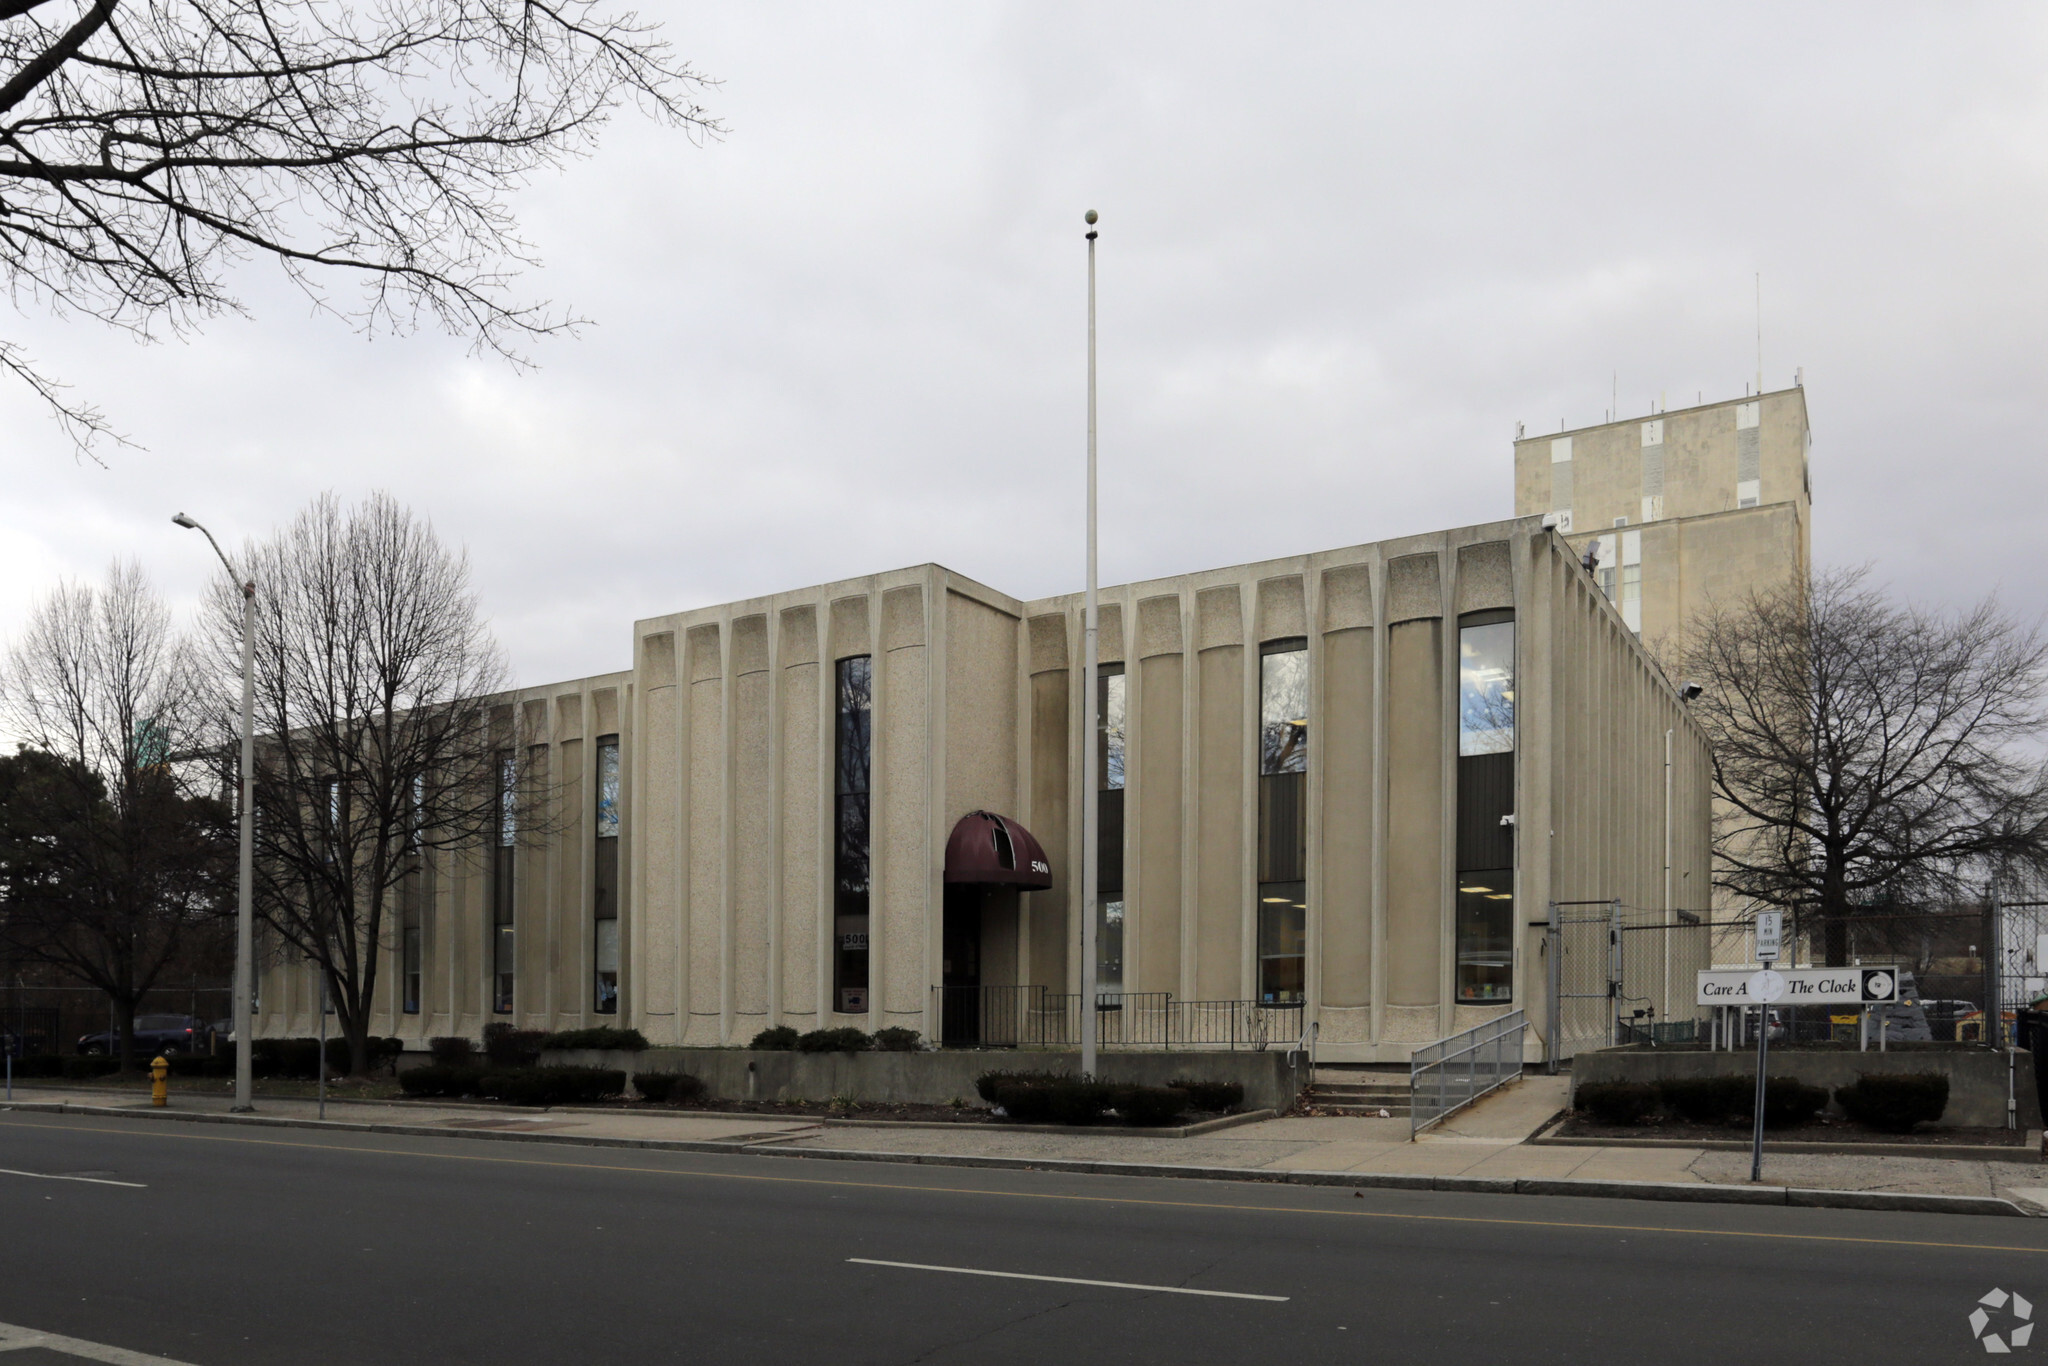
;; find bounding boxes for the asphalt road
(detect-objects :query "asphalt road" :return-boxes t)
[1,1111,2045,1364]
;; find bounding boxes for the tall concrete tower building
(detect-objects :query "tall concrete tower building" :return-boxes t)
[1512,385,1812,647]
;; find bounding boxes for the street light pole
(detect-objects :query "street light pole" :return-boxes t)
[1081,209,1100,1080]
[174,513,257,1113]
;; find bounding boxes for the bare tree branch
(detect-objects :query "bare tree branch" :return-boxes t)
[1672,567,2048,961]
[204,491,548,1073]
[3,0,720,457]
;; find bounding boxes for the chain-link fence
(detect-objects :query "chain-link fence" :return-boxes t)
[1547,896,2048,1063]
[1546,901,1715,1063]
[1,981,233,1056]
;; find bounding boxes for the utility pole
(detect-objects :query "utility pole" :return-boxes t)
[1081,209,1100,1080]
[174,513,258,1112]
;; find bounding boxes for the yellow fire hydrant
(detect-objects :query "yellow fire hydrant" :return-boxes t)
[150,1055,169,1108]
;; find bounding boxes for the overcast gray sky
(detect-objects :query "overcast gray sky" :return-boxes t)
[4,3,2045,690]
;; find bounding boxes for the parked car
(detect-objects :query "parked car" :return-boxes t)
[1922,999,1980,1042]
[77,1014,204,1056]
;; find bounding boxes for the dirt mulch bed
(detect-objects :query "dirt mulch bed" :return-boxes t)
[1556,1113,2028,1147]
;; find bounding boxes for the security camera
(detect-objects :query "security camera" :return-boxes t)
[1679,682,1703,701]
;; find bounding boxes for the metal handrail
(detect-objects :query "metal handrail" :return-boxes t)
[1410,1009,1527,1138]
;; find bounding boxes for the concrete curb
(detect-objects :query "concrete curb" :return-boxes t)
[1532,1121,2045,1165]
[0,1100,2025,1219]
[2,1088,1272,1138]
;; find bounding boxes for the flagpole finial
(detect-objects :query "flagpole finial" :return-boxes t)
[1084,208,1098,224]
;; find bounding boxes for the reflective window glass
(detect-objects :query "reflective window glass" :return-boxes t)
[595,738,620,839]
[1458,621,1515,756]
[1259,644,1308,774]
[1455,871,1514,1003]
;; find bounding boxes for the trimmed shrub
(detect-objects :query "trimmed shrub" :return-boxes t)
[62,1055,119,1080]
[870,1027,923,1052]
[1047,1079,1115,1126]
[428,1036,476,1066]
[975,1069,1061,1104]
[9,1055,66,1079]
[1658,1076,1753,1125]
[796,1027,871,1054]
[477,1066,626,1107]
[1113,1085,1191,1127]
[1575,1081,1657,1126]
[538,1027,650,1053]
[1757,1078,1828,1129]
[749,1026,800,1051]
[482,1024,546,1068]
[399,1064,483,1098]
[634,1071,706,1104]
[992,1079,1057,1123]
[1168,1078,1245,1113]
[1836,1072,1949,1133]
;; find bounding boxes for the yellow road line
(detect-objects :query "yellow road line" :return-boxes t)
[4,1112,2044,1256]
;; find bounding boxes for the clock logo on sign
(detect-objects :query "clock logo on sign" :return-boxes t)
[1862,970,1896,1002]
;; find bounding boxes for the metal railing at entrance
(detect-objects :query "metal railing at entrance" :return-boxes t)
[1410,1009,1526,1137]
[930,985,1302,1053]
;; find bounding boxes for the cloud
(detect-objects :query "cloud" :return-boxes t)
[4,1,2045,689]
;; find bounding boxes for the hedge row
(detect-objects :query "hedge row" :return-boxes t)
[747,1026,923,1053]
[972,1070,1243,1115]
[399,1065,629,1106]
[251,1037,403,1078]
[970,1070,1237,1127]
[1576,1072,1950,1132]
[631,1071,706,1104]
[537,1027,650,1053]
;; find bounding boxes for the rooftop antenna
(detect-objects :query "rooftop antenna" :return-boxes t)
[1755,272,1763,397]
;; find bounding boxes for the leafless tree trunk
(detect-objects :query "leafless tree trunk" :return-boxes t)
[210,491,518,1074]
[1674,567,2048,963]
[0,562,230,1070]
[2,0,719,457]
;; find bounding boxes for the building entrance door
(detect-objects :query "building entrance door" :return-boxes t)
[941,887,983,1044]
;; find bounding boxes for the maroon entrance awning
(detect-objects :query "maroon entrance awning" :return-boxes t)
[944,811,1053,891]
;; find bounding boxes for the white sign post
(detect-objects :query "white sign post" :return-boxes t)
[1748,911,1782,1183]
[1755,910,1782,964]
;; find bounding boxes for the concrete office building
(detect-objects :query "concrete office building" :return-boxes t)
[1512,385,1812,645]
[255,515,1711,1063]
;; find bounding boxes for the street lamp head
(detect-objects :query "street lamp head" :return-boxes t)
[1084,209,1098,225]
[171,512,198,529]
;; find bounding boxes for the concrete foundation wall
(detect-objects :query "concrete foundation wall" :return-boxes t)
[545,1048,1306,1112]
[1572,1046,2036,1129]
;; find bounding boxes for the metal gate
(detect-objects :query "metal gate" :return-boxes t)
[1545,899,1714,1066]
[1546,900,1619,1066]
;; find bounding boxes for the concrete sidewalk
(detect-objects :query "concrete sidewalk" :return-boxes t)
[5,1076,2042,1214]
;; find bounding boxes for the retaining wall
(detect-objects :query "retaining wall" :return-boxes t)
[1572,1045,2036,1128]
[542,1048,1307,1112]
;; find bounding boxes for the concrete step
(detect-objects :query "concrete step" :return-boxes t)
[1311,1083,1410,1100]
[1312,1066,1407,1083]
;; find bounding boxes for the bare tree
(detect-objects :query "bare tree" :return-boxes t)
[1676,567,2048,962]
[211,490,516,1073]
[0,562,230,1068]
[1,0,719,456]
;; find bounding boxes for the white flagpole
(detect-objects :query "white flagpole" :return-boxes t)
[1081,209,1100,1079]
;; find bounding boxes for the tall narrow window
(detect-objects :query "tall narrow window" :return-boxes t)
[833,656,873,1014]
[593,735,621,1014]
[1456,615,1515,1003]
[492,750,515,1014]
[400,865,422,1015]
[1257,640,1308,1003]
[1096,663,1126,995]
